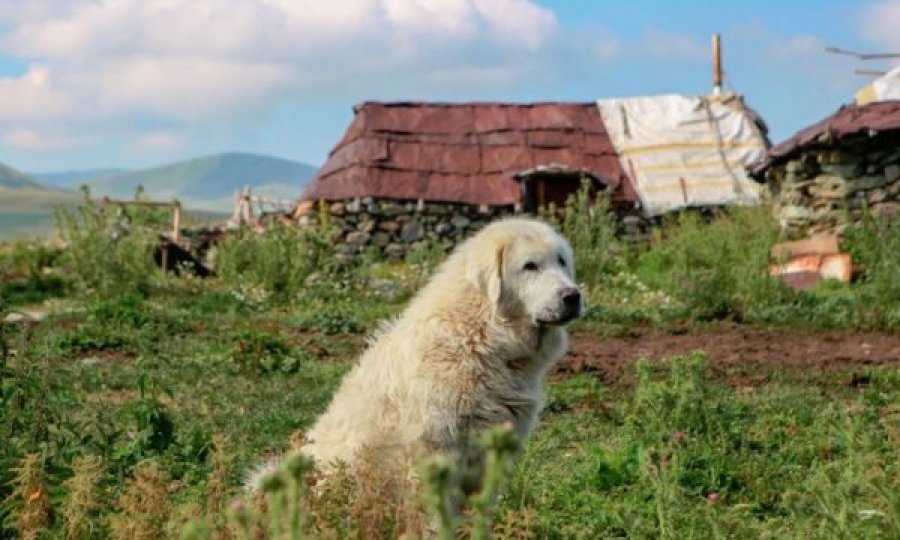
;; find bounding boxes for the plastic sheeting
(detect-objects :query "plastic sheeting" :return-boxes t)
[597,94,768,217]
[855,65,900,105]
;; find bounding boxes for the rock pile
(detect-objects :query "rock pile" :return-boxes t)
[762,134,900,238]
[296,198,515,261]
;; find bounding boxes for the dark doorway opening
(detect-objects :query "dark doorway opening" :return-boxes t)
[517,166,607,213]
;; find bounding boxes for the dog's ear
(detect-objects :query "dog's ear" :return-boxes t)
[467,239,506,306]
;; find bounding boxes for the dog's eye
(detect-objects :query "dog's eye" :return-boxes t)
[522,262,538,271]
[558,255,566,267]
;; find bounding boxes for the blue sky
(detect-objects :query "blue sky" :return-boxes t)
[0,0,897,172]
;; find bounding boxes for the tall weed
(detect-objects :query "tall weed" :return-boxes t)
[543,182,623,287]
[4,453,51,539]
[215,211,338,305]
[62,455,104,539]
[178,425,522,539]
[634,206,786,322]
[55,187,160,299]
[107,460,171,540]
[842,211,900,325]
[0,240,66,306]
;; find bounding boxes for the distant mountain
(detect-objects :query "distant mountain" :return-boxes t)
[84,152,317,212]
[0,161,80,239]
[0,161,55,191]
[30,168,128,188]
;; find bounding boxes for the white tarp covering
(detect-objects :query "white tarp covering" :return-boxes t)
[597,94,767,217]
[855,65,900,105]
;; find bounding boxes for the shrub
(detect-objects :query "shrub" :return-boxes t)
[544,181,623,288]
[634,206,787,322]
[62,455,104,539]
[54,187,161,299]
[179,424,521,539]
[215,216,338,305]
[107,460,171,540]
[4,453,51,540]
[113,375,176,472]
[627,353,751,498]
[842,211,900,323]
[0,240,67,306]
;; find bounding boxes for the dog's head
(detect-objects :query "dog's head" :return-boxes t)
[466,218,582,326]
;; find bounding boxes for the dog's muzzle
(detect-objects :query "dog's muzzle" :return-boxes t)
[536,287,583,325]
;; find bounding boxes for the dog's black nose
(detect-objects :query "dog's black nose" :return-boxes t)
[561,287,581,309]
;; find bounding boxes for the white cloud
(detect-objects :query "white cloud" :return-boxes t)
[592,36,621,62]
[130,130,184,152]
[0,65,75,120]
[469,0,557,50]
[634,28,707,61]
[859,0,900,53]
[0,0,559,138]
[0,0,568,161]
[1,128,85,150]
[762,34,859,93]
[777,35,827,58]
[0,0,81,25]
[91,57,302,118]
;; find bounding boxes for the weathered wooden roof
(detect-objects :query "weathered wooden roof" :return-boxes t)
[754,100,900,175]
[301,101,634,206]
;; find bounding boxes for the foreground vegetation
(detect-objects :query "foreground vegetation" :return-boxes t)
[1,192,899,538]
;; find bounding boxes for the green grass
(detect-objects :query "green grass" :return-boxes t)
[510,358,900,538]
[2,290,898,537]
[2,195,900,537]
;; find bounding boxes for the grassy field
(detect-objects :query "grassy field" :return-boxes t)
[2,195,899,538]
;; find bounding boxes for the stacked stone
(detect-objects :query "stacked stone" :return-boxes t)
[298,198,514,261]
[617,212,651,244]
[763,135,900,239]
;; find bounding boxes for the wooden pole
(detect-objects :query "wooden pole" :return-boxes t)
[99,197,179,208]
[712,33,722,95]
[172,202,182,243]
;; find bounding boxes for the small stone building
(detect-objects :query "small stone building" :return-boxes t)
[296,101,633,260]
[751,100,900,239]
[298,97,768,259]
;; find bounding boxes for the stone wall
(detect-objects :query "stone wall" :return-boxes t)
[296,198,516,261]
[762,134,900,239]
[294,196,658,261]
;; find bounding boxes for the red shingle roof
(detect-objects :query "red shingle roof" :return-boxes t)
[301,101,632,206]
[754,100,900,174]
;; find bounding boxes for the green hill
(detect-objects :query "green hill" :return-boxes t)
[0,189,81,239]
[0,162,75,238]
[84,152,317,211]
[30,168,128,188]
[0,161,55,191]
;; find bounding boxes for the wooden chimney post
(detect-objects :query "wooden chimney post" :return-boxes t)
[712,33,723,95]
[172,201,182,243]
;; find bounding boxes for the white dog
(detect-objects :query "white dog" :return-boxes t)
[247,217,582,492]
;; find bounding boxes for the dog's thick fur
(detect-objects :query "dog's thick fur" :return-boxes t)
[247,217,582,490]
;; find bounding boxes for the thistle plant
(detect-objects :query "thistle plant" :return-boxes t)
[62,455,104,540]
[8,453,51,540]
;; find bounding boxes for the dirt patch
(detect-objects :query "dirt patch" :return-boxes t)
[558,325,900,388]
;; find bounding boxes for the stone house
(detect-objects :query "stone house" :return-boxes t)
[751,100,900,239]
[297,97,769,259]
